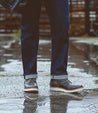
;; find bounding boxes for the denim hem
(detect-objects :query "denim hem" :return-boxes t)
[25,74,37,79]
[51,75,68,80]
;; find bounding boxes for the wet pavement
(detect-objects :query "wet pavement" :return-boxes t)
[0,35,98,113]
[70,37,98,65]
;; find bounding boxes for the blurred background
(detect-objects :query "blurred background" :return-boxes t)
[0,0,97,36]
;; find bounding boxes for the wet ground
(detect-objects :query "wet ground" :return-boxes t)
[0,35,98,113]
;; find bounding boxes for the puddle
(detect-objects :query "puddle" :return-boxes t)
[0,36,98,113]
[0,94,98,113]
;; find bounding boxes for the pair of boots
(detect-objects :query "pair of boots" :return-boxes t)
[24,78,83,93]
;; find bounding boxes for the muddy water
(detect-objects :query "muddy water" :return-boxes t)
[0,36,98,113]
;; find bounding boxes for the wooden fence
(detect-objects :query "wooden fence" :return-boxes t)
[0,0,97,36]
[69,0,98,36]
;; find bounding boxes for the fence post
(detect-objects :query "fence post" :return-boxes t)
[69,0,72,22]
[96,0,98,22]
[85,0,90,35]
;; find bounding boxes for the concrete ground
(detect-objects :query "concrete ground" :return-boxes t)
[0,35,98,113]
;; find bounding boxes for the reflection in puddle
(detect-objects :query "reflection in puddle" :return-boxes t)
[23,92,83,113]
[23,93,38,113]
[0,92,98,113]
[23,91,98,113]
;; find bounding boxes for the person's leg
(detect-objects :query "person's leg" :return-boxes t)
[44,0,69,79]
[20,0,42,92]
[21,0,42,79]
[45,0,83,92]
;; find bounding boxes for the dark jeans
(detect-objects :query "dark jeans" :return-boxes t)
[21,0,70,79]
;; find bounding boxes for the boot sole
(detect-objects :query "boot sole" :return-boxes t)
[24,88,38,93]
[50,87,83,93]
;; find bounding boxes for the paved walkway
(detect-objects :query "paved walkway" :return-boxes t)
[0,36,98,113]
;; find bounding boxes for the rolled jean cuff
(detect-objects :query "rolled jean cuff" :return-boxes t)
[51,75,68,80]
[25,74,37,79]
